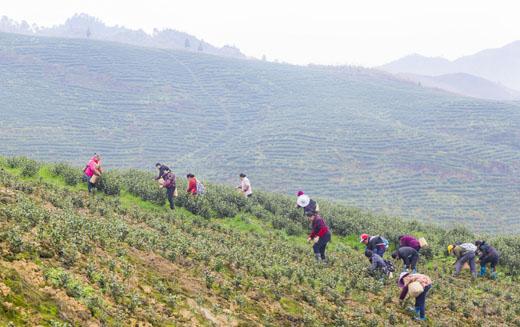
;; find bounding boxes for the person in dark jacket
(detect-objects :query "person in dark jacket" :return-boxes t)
[296,191,319,216]
[161,171,176,210]
[392,246,419,273]
[360,234,387,257]
[475,240,500,279]
[365,249,390,277]
[155,163,170,181]
[307,211,331,263]
[398,235,421,251]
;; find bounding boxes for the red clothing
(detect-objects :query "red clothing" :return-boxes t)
[309,215,329,238]
[84,156,100,177]
[187,178,197,195]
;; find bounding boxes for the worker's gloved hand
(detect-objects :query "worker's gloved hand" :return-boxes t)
[313,237,319,243]
[307,237,312,243]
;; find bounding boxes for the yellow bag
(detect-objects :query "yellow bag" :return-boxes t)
[408,281,424,298]
[90,174,99,184]
[158,178,165,186]
[173,188,178,197]
[418,237,428,248]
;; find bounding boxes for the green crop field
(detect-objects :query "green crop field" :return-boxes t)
[1,157,520,326]
[1,32,519,233]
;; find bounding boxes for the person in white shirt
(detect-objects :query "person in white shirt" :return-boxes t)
[237,173,253,198]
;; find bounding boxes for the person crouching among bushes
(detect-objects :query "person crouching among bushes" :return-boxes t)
[296,191,319,216]
[392,246,419,273]
[448,243,478,278]
[186,174,197,195]
[237,173,253,198]
[365,249,393,278]
[360,233,388,257]
[398,272,432,321]
[475,240,500,280]
[83,154,102,193]
[307,211,331,263]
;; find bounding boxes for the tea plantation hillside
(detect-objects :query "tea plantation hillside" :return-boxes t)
[1,32,520,233]
[1,157,520,326]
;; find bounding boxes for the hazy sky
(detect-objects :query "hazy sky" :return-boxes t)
[3,0,520,66]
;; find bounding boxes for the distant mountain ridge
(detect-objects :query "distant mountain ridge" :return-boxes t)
[397,72,520,101]
[0,13,245,59]
[380,41,520,93]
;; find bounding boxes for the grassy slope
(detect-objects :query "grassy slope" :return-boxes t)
[0,161,519,326]
[1,32,520,233]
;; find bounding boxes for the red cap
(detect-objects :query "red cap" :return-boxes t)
[297,191,305,196]
[360,234,369,242]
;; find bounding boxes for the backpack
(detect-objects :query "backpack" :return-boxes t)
[381,237,390,250]
[163,172,176,189]
[460,243,477,253]
[384,259,396,272]
[196,180,205,195]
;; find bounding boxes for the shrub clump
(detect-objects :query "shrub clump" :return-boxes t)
[50,162,83,186]
[98,171,123,196]
[7,156,41,177]
[120,169,166,206]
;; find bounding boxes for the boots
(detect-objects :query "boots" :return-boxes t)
[491,268,497,280]
[314,253,322,263]
[480,266,486,277]
[408,307,422,319]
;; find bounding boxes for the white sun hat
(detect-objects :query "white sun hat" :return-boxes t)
[297,194,311,207]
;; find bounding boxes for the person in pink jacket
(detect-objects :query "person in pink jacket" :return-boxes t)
[83,154,102,193]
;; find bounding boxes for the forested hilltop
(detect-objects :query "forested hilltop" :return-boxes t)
[1,32,520,233]
[1,156,520,326]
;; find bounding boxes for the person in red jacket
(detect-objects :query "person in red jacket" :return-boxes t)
[186,173,198,195]
[307,211,331,263]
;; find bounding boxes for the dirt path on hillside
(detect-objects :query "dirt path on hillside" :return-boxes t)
[0,259,100,326]
[128,248,246,327]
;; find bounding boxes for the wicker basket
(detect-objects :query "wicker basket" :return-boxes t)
[408,281,424,298]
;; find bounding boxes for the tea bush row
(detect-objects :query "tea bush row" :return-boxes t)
[3,159,520,277]
[2,168,520,325]
[6,156,41,177]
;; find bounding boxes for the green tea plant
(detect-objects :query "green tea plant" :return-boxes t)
[97,171,123,196]
[50,162,83,186]
[1,160,520,326]
[6,156,40,177]
[119,169,166,205]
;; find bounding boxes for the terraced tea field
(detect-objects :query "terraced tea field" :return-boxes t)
[1,158,520,326]
[1,32,520,233]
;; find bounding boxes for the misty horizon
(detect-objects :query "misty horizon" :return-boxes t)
[2,12,520,69]
[2,0,520,67]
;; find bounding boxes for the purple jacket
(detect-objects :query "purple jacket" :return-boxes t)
[399,235,421,251]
